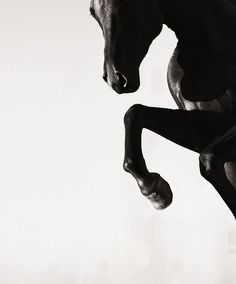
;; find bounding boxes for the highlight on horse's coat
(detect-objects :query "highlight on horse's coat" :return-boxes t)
[90,0,236,219]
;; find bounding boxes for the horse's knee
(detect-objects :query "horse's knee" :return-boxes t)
[123,157,135,173]
[124,104,143,125]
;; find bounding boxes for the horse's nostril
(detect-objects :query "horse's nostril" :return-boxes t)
[103,72,108,83]
[115,71,128,88]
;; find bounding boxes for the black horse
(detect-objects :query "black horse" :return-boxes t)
[90,0,236,219]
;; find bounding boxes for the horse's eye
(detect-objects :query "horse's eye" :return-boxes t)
[89,7,96,17]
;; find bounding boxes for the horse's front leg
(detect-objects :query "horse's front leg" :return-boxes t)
[123,104,209,210]
[123,105,236,215]
[123,105,173,210]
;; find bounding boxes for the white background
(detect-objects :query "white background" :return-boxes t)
[0,1,235,283]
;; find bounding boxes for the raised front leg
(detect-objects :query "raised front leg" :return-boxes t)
[123,104,204,210]
[123,105,173,210]
[123,104,236,217]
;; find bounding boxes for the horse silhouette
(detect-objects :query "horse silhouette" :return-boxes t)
[90,0,236,219]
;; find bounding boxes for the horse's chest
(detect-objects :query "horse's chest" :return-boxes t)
[176,88,236,113]
[168,49,236,113]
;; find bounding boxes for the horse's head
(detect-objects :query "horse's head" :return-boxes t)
[90,0,163,94]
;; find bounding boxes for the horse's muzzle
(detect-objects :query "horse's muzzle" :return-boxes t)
[103,70,139,94]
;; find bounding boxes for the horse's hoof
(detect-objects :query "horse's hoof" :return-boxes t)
[138,173,173,210]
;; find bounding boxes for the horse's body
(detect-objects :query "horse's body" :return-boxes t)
[168,47,236,188]
[90,0,236,218]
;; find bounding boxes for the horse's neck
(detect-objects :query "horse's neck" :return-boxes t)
[164,0,236,102]
[163,0,236,54]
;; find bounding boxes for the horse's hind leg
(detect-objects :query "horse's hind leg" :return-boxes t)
[199,127,236,218]
[123,104,236,213]
[200,125,236,174]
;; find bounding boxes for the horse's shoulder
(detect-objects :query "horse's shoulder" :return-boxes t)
[167,48,190,109]
[167,46,236,112]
